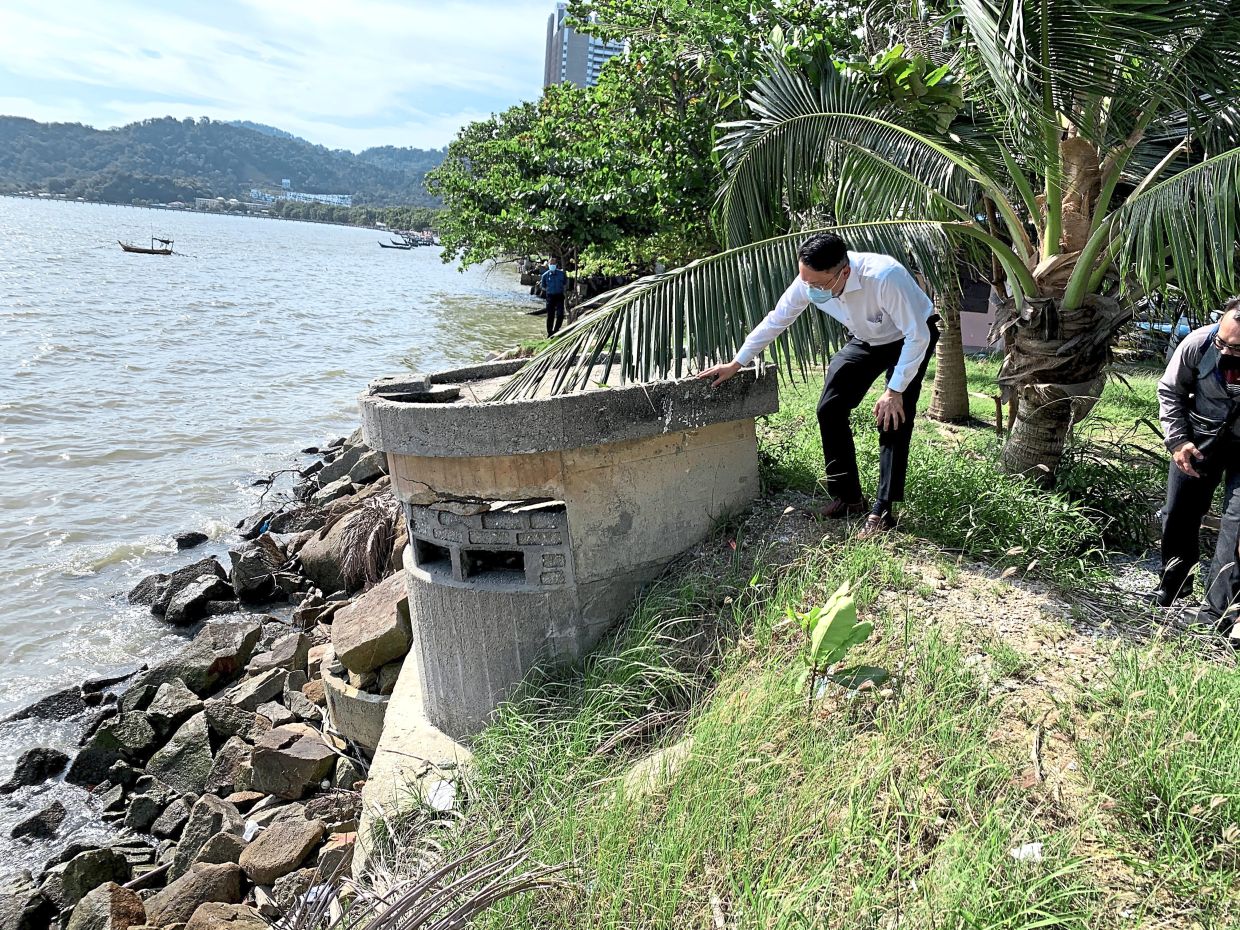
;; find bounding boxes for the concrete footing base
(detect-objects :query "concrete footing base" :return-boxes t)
[354,635,471,878]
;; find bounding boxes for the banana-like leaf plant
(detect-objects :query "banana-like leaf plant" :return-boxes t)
[501,1,1240,481]
[791,582,875,720]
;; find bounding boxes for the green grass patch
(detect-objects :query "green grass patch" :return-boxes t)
[439,535,1098,929]
[757,359,1166,586]
[1079,644,1240,916]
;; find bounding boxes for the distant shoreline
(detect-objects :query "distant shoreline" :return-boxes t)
[0,193,407,232]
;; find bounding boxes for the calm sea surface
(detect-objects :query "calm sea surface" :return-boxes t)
[0,198,540,866]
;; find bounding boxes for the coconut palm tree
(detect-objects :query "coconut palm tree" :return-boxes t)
[500,1,1240,482]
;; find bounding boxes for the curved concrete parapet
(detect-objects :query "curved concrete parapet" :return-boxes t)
[359,361,780,737]
[321,653,389,755]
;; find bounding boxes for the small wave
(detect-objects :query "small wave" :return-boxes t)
[63,536,176,576]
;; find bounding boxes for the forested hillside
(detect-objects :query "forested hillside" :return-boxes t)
[0,116,444,206]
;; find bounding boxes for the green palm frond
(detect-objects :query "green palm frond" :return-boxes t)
[713,54,1028,259]
[1108,147,1240,309]
[496,221,970,402]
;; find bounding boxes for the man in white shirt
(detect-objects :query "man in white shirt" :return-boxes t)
[698,233,938,538]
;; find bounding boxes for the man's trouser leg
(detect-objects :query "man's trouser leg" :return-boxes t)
[876,322,939,504]
[545,293,565,336]
[1200,463,1240,629]
[1160,459,1223,598]
[816,338,889,502]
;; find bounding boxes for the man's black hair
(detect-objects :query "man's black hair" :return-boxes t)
[1225,295,1240,318]
[798,234,850,272]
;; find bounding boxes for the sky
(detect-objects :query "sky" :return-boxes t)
[0,0,555,151]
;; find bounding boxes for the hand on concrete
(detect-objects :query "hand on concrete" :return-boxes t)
[1172,441,1203,478]
[697,361,742,387]
[873,389,905,431]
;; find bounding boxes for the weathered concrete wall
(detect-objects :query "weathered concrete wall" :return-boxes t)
[361,366,778,738]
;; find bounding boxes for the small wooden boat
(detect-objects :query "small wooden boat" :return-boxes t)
[119,237,173,255]
[379,240,413,250]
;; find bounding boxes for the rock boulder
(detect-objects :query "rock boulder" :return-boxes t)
[64,881,145,930]
[238,818,325,884]
[146,713,214,795]
[144,862,242,927]
[164,575,234,627]
[0,747,69,793]
[250,726,335,800]
[331,572,411,674]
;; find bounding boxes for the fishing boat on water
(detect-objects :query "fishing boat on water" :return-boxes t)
[378,239,413,250]
[119,237,173,255]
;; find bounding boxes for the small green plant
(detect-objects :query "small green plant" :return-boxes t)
[791,582,877,719]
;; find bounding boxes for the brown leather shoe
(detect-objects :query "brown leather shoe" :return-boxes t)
[813,497,869,520]
[855,511,896,540]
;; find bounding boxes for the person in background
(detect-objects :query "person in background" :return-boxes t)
[540,259,568,337]
[698,233,938,539]
[1152,296,1240,641]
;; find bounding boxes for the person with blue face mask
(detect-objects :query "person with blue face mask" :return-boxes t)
[698,233,938,539]
[540,259,569,337]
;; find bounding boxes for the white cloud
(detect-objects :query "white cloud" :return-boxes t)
[0,0,552,149]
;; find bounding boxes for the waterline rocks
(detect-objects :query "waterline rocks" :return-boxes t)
[14,432,396,927]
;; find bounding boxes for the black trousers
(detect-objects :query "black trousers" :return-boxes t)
[545,293,565,337]
[1160,452,1240,625]
[815,321,939,505]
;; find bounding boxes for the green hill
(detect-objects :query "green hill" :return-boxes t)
[0,115,444,206]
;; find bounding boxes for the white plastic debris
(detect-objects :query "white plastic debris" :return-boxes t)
[242,819,262,842]
[1008,842,1044,863]
[425,778,456,812]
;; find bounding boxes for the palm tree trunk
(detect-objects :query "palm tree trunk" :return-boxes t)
[927,294,969,422]
[996,294,1129,483]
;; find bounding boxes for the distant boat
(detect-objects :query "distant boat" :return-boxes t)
[119,237,173,255]
[379,240,413,250]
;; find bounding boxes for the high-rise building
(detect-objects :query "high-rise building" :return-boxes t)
[543,3,625,88]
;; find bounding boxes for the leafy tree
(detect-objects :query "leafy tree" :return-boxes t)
[505,2,1240,482]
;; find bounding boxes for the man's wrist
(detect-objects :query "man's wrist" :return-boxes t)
[885,386,904,396]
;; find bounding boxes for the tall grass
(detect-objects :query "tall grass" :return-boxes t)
[429,538,1099,929]
[1079,644,1240,915]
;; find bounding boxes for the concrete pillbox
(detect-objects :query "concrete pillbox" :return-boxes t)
[360,360,779,737]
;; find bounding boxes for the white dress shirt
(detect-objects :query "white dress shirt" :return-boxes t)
[732,251,936,392]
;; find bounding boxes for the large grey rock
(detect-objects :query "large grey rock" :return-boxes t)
[40,847,131,910]
[148,557,228,616]
[238,818,325,884]
[11,800,67,839]
[204,737,251,795]
[202,699,266,744]
[67,713,159,786]
[331,572,411,674]
[171,796,243,881]
[268,507,325,535]
[145,862,242,926]
[348,449,386,485]
[333,756,365,791]
[311,476,354,507]
[186,901,266,930]
[255,701,295,728]
[250,726,336,800]
[0,747,69,793]
[248,632,309,676]
[296,514,359,595]
[246,800,305,829]
[164,574,234,627]
[127,621,262,698]
[151,797,192,839]
[286,690,322,723]
[123,777,175,832]
[226,669,287,713]
[146,680,204,736]
[64,880,145,930]
[317,444,364,487]
[228,535,285,604]
[0,871,53,930]
[195,831,247,866]
[147,713,214,795]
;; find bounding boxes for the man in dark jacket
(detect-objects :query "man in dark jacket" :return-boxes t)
[1153,296,1240,637]
[540,260,568,337]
